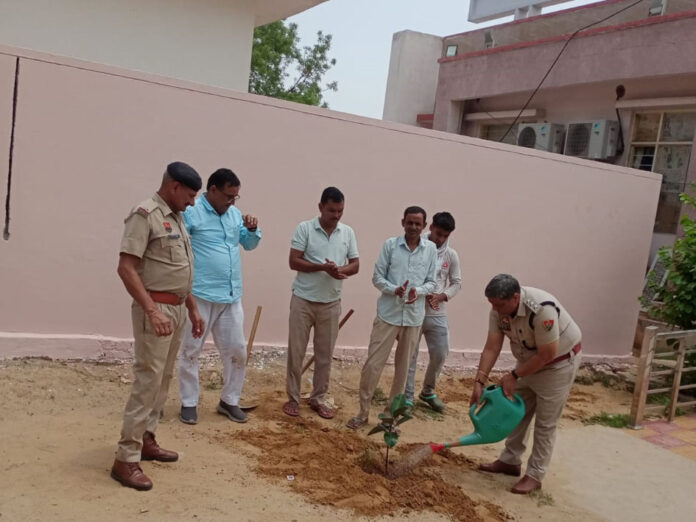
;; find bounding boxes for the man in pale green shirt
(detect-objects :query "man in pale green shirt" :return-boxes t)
[284,187,359,419]
[347,206,437,429]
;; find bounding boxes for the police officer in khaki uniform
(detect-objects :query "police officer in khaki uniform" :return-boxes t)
[471,274,581,494]
[111,162,205,491]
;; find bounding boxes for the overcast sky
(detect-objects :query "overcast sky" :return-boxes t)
[288,0,600,119]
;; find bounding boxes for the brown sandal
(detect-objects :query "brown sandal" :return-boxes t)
[282,401,299,417]
[310,402,335,419]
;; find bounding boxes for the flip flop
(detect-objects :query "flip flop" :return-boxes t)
[346,416,367,430]
[310,402,335,419]
[282,401,299,417]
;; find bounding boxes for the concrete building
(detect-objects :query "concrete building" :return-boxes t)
[0,0,328,92]
[383,0,696,258]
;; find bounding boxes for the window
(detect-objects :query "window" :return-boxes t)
[445,45,457,58]
[628,111,695,233]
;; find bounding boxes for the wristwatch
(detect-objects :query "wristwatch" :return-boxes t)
[511,369,520,380]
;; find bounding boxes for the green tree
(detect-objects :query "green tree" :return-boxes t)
[644,185,696,329]
[249,21,337,108]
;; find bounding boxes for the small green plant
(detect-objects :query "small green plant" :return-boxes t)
[371,386,388,406]
[530,490,555,507]
[583,412,631,428]
[368,394,413,475]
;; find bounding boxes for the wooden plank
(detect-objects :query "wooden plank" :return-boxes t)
[245,306,262,367]
[677,383,696,392]
[647,387,672,395]
[645,404,667,411]
[675,400,696,408]
[656,329,696,342]
[668,339,687,422]
[630,326,658,428]
[650,369,676,377]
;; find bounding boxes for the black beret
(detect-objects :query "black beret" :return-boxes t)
[167,161,202,191]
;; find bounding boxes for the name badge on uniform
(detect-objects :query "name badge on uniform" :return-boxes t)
[168,233,181,239]
[163,221,172,232]
[500,317,511,331]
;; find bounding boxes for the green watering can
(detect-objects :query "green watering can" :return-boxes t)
[429,385,525,453]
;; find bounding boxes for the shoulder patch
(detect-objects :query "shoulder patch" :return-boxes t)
[133,199,158,217]
[124,199,158,223]
[524,297,541,314]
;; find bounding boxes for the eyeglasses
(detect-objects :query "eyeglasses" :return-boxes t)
[221,193,240,204]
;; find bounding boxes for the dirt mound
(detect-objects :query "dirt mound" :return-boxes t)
[221,414,508,522]
[435,375,476,403]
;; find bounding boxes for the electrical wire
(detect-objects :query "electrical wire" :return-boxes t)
[499,0,647,143]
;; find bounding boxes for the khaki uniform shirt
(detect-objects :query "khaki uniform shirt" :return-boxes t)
[489,286,582,365]
[119,193,193,297]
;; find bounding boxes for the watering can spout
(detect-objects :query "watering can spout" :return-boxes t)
[457,433,483,447]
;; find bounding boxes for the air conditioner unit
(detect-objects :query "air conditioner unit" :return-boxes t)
[564,120,619,160]
[516,123,564,153]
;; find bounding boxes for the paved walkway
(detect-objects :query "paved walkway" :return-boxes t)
[625,412,696,461]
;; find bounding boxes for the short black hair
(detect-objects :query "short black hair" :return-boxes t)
[403,206,427,222]
[321,186,344,204]
[485,274,520,300]
[432,212,455,232]
[166,161,202,191]
[207,168,241,190]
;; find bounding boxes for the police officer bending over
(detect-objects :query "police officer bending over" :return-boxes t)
[471,274,581,494]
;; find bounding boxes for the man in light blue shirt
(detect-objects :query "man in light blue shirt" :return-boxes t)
[177,168,261,425]
[284,187,359,420]
[347,206,437,429]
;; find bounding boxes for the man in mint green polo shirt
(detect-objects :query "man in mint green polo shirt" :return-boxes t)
[284,187,360,419]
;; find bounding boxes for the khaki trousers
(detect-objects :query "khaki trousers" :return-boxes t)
[116,302,186,462]
[286,294,341,404]
[357,316,421,420]
[499,352,582,481]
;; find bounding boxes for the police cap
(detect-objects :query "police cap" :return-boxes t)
[166,161,202,191]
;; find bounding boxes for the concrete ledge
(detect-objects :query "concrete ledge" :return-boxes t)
[0,332,634,369]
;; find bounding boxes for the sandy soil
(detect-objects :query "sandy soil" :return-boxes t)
[0,354,693,521]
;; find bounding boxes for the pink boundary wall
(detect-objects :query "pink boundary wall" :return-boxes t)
[0,45,660,366]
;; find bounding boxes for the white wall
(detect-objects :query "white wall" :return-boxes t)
[382,31,443,125]
[0,0,256,91]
